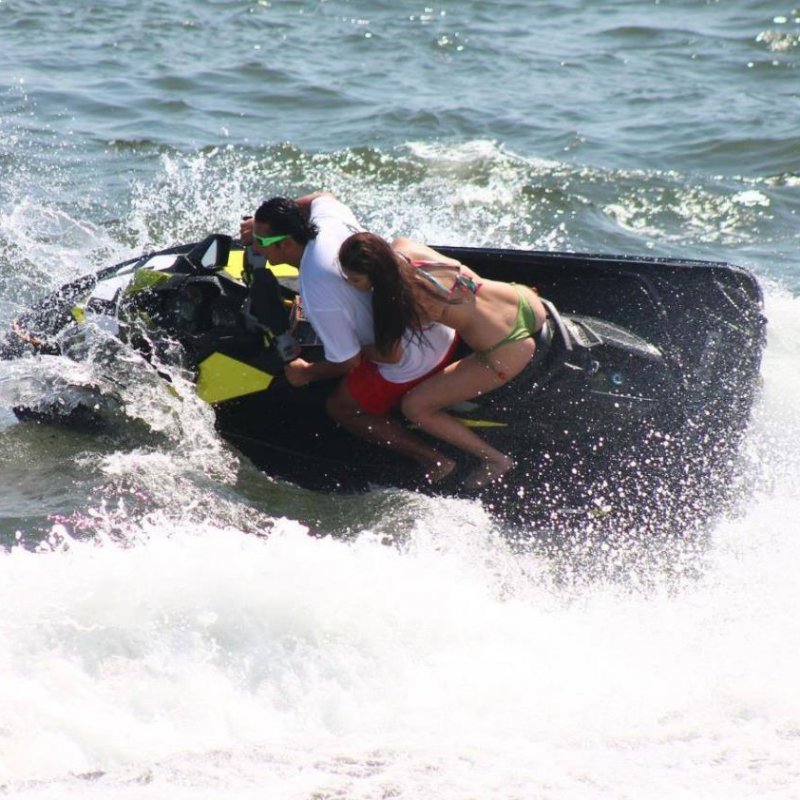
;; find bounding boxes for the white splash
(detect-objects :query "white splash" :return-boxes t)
[1,468,799,799]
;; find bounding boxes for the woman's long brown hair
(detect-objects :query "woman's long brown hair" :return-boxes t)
[339,233,425,355]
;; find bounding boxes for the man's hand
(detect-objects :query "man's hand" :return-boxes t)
[284,353,360,387]
[240,216,254,245]
[284,358,315,387]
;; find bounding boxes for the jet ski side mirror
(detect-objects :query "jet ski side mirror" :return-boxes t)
[185,234,233,271]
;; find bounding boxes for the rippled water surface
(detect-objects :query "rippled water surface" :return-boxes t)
[1,1,800,797]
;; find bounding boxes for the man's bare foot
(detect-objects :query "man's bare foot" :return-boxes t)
[464,454,514,490]
[424,456,457,485]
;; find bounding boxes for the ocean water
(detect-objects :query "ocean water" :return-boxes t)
[1,1,800,797]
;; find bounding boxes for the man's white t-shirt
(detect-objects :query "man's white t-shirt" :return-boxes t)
[299,195,455,381]
[299,196,373,364]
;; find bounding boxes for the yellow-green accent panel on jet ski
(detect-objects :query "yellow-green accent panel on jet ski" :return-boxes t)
[456,418,508,428]
[197,352,274,404]
[223,250,300,282]
[127,269,172,294]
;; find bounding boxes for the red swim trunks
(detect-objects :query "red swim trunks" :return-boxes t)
[346,337,459,415]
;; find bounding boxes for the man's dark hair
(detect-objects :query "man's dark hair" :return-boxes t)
[254,197,319,244]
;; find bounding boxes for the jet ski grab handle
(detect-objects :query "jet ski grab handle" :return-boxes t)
[540,299,571,355]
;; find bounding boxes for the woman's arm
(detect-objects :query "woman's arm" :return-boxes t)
[392,236,483,299]
[294,190,337,211]
[391,237,463,267]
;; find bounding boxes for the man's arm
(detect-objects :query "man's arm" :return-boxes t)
[284,353,360,387]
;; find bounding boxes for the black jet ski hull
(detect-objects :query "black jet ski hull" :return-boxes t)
[1,237,766,532]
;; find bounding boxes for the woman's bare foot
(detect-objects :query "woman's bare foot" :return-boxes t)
[424,455,457,485]
[464,454,514,490]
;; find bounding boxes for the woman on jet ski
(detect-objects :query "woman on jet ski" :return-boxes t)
[338,232,547,488]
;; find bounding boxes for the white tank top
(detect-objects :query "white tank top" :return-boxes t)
[377,322,456,383]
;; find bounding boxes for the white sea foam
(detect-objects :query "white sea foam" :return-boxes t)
[2,459,799,799]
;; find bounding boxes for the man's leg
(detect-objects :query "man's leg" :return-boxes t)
[326,379,455,483]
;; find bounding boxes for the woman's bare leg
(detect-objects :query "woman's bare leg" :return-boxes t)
[401,342,534,486]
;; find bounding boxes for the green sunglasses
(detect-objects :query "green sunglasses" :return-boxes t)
[253,232,289,248]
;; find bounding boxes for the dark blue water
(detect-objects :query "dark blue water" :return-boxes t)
[1,2,799,797]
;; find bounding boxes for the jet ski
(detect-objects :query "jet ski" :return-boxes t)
[0,234,766,531]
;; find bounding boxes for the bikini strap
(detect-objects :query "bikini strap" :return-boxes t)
[404,258,480,303]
